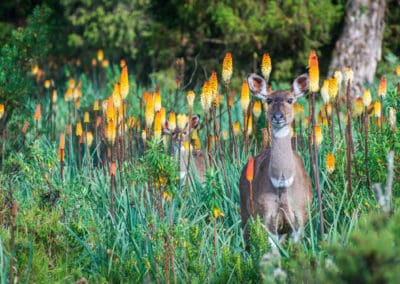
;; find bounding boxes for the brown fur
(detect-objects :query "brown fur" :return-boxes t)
[239,73,313,242]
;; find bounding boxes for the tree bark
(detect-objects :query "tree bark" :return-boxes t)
[329,0,387,96]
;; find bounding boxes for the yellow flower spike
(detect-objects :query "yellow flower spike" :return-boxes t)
[159,107,166,126]
[308,50,319,92]
[222,130,229,140]
[76,122,83,137]
[247,114,253,135]
[44,79,51,89]
[168,112,176,132]
[354,98,364,116]
[326,153,335,173]
[52,90,57,103]
[261,53,272,80]
[334,70,343,93]
[321,79,330,104]
[222,52,233,85]
[153,92,162,112]
[362,89,372,107]
[72,87,81,100]
[314,125,323,146]
[64,87,73,102]
[344,67,353,84]
[213,207,225,218]
[68,78,75,89]
[209,71,218,99]
[141,130,146,141]
[240,81,250,112]
[86,131,93,147]
[34,104,41,121]
[91,58,97,67]
[97,49,104,62]
[201,81,212,112]
[107,120,116,145]
[233,122,241,136]
[120,65,129,99]
[31,64,39,75]
[112,83,122,109]
[374,101,381,118]
[328,77,339,100]
[102,59,109,68]
[0,104,4,119]
[177,113,188,131]
[84,112,90,123]
[326,102,333,117]
[75,98,81,109]
[154,111,162,139]
[187,91,195,109]
[253,101,262,118]
[145,93,154,129]
[93,100,100,111]
[378,77,387,98]
[193,137,201,150]
[106,95,116,122]
[396,66,400,77]
[120,59,126,68]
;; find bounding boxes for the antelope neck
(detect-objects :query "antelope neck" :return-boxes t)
[269,125,295,188]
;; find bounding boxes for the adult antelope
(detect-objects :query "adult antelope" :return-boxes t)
[239,73,313,246]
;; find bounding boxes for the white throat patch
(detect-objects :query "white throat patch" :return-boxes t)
[270,175,294,188]
[272,126,290,139]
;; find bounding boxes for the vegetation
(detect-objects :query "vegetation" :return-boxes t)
[0,2,399,283]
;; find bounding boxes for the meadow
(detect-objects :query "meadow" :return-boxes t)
[0,49,399,283]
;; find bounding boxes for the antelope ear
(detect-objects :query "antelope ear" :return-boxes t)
[292,74,309,99]
[189,114,200,130]
[247,74,268,100]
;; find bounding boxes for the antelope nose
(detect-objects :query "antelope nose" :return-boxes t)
[273,111,284,121]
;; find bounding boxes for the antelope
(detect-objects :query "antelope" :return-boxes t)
[164,114,206,184]
[239,73,313,247]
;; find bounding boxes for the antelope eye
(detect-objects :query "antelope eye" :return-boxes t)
[287,98,294,104]
[266,98,273,104]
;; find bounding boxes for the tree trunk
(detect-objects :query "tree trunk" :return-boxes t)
[329,0,387,96]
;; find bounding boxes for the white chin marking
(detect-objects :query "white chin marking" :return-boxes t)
[270,175,294,188]
[272,126,290,139]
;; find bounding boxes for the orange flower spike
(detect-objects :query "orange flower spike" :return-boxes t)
[354,98,364,116]
[168,112,177,133]
[253,101,262,119]
[314,125,323,146]
[326,153,335,174]
[120,65,129,99]
[112,83,122,109]
[261,53,272,80]
[246,157,254,182]
[396,66,400,77]
[159,107,166,125]
[240,81,250,112]
[107,120,116,144]
[34,104,41,121]
[378,77,387,98]
[201,81,212,112]
[222,52,233,84]
[59,132,65,150]
[0,104,4,119]
[209,71,218,99]
[145,94,154,129]
[308,50,319,93]
[106,95,116,122]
